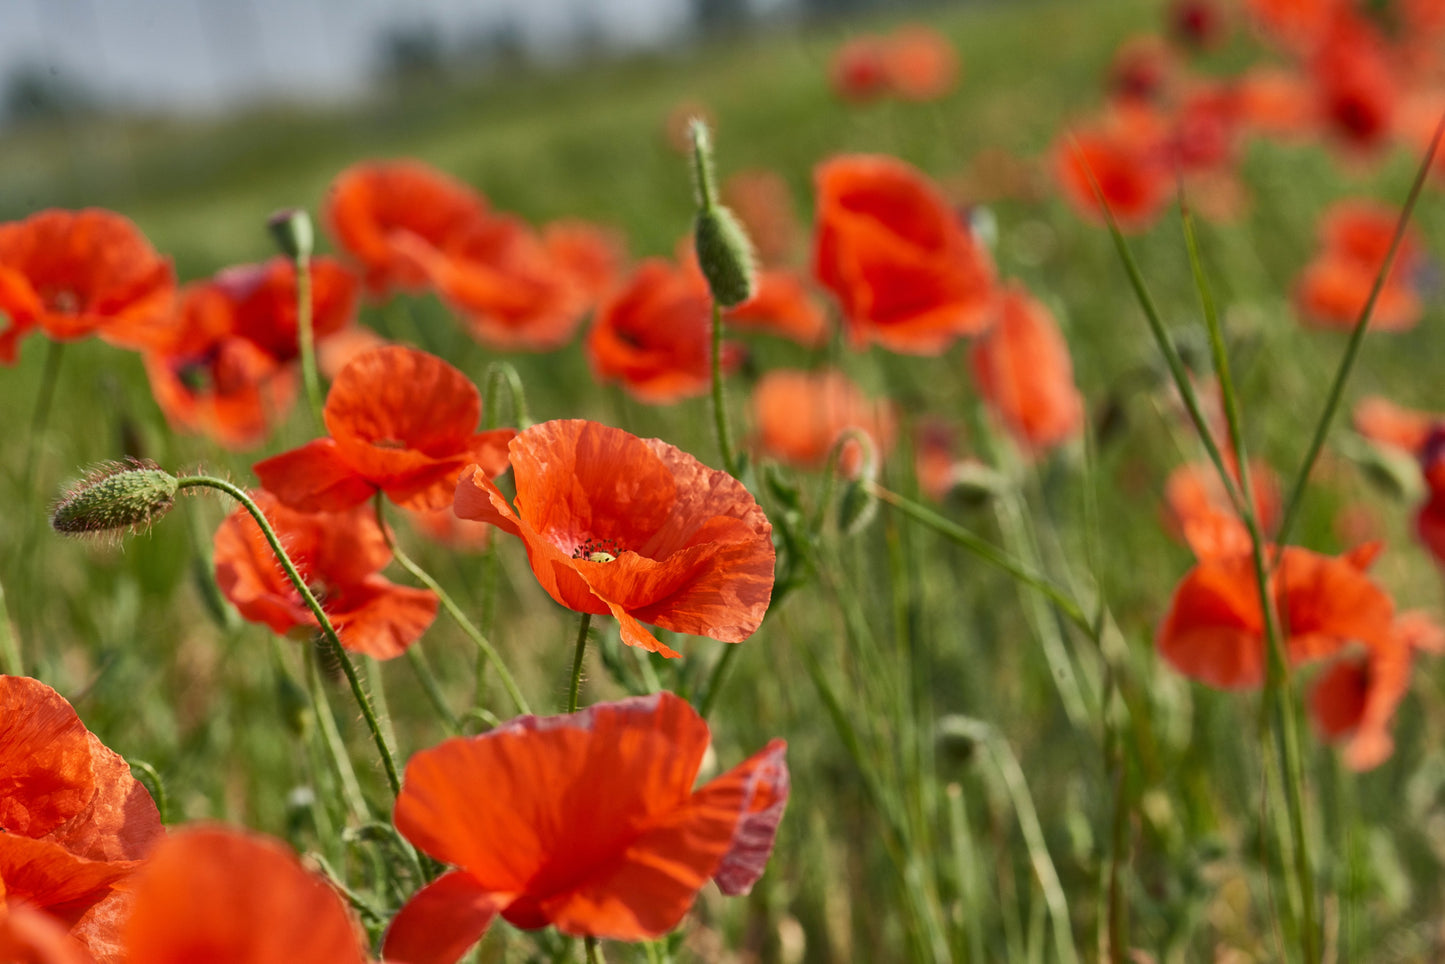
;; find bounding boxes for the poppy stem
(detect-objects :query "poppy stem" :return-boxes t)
[20,338,64,499]
[584,937,604,963]
[709,298,742,479]
[695,642,739,719]
[371,495,532,716]
[1274,108,1445,546]
[0,574,20,676]
[866,481,1093,638]
[294,251,325,429]
[175,474,403,797]
[567,612,592,714]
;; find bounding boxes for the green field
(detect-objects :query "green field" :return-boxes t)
[3,0,1445,959]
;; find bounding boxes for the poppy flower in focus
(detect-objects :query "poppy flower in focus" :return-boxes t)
[1294,199,1425,331]
[750,368,896,478]
[813,154,997,354]
[123,825,371,964]
[397,214,621,352]
[454,419,774,657]
[0,675,164,964]
[1157,543,1395,690]
[969,284,1084,452]
[254,345,515,513]
[142,257,359,450]
[829,37,890,102]
[213,490,438,660]
[883,25,959,102]
[324,160,490,297]
[384,692,788,962]
[0,209,175,363]
[586,259,743,404]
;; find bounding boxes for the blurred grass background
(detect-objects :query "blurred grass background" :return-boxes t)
[3,0,1445,959]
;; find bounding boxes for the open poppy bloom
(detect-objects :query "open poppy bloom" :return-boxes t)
[1053,110,1172,232]
[213,490,438,660]
[586,259,743,404]
[722,169,799,267]
[454,419,774,657]
[254,345,515,513]
[828,36,890,102]
[749,368,896,477]
[122,825,372,964]
[813,154,997,354]
[1308,13,1398,155]
[1162,459,1280,560]
[142,257,359,450]
[324,159,491,297]
[1353,395,1440,455]
[969,284,1084,452]
[0,209,175,363]
[383,692,789,963]
[724,269,830,347]
[0,675,164,964]
[883,25,959,101]
[1294,200,1424,331]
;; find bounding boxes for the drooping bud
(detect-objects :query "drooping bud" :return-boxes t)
[689,119,756,308]
[833,428,879,537]
[267,207,314,261]
[51,460,178,538]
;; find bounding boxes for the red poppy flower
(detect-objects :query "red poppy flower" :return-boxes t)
[324,160,490,297]
[142,257,358,450]
[1235,66,1318,139]
[383,692,788,962]
[1244,0,1348,55]
[1157,544,1395,690]
[724,269,830,347]
[0,209,175,363]
[123,826,371,964]
[1108,35,1179,105]
[829,37,890,103]
[1054,111,1172,232]
[969,284,1084,452]
[254,345,515,513]
[883,25,959,102]
[1170,0,1229,50]
[1294,200,1424,331]
[454,419,774,657]
[586,259,743,404]
[1353,395,1439,455]
[0,904,94,964]
[0,675,163,964]
[1163,459,1280,560]
[1308,622,1416,771]
[1309,14,1398,154]
[723,169,799,267]
[813,155,997,354]
[213,490,438,660]
[749,368,896,477]
[395,214,616,352]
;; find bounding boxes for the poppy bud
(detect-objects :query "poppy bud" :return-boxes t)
[268,207,314,261]
[51,460,178,538]
[689,119,757,308]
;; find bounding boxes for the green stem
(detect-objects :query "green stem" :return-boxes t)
[175,474,401,796]
[1275,109,1445,545]
[21,339,64,497]
[695,643,740,719]
[483,361,532,430]
[867,482,1092,637]
[304,638,372,818]
[567,613,592,713]
[372,496,531,716]
[406,647,461,733]
[0,573,20,676]
[709,298,741,478]
[294,252,324,429]
[584,937,604,964]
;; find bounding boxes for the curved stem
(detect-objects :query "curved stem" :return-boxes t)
[709,299,740,478]
[176,474,401,796]
[372,495,531,716]
[567,613,592,714]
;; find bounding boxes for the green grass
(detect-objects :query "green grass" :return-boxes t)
[3,0,1445,960]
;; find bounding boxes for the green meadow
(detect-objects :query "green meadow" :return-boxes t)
[3,0,1444,959]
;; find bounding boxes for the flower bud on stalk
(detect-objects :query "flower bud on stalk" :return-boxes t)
[51,460,178,538]
[689,119,756,308]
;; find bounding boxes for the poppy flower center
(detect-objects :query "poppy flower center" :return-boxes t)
[41,286,80,313]
[370,437,408,450]
[572,537,623,563]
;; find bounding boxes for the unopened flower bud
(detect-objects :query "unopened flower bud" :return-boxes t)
[51,460,178,538]
[268,207,314,261]
[694,206,757,308]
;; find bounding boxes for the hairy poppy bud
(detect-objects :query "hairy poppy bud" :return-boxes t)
[688,119,756,308]
[268,207,314,261]
[51,460,178,537]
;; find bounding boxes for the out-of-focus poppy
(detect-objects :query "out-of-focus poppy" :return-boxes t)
[0,904,94,964]
[1157,544,1395,690]
[813,155,997,354]
[1053,112,1172,232]
[1163,459,1280,560]
[1170,0,1229,50]
[254,345,515,513]
[969,284,1084,452]
[1108,35,1179,104]
[1309,14,1398,155]
[142,257,359,450]
[123,825,371,964]
[324,160,490,297]
[383,692,788,962]
[1168,82,1242,174]
[454,420,774,657]
[213,490,438,660]
[397,215,621,352]
[884,25,959,101]
[1308,620,1412,771]
[750,368,896,477]
[0,209,175,363]
[723,170,799,267]
[1294,199,1425,331]
[723,270,830,347]
[1353,395,1439,454]
[829,37,890,103]
[407,505,493,552]
[586,259,743,404]
[1236,66,1318,139]
[1244,0,1348,56]
[0,675,163,964]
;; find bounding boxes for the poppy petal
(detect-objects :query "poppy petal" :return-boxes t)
[712,738,790,896]
[253,439,375,513]
[382,870,502,964]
